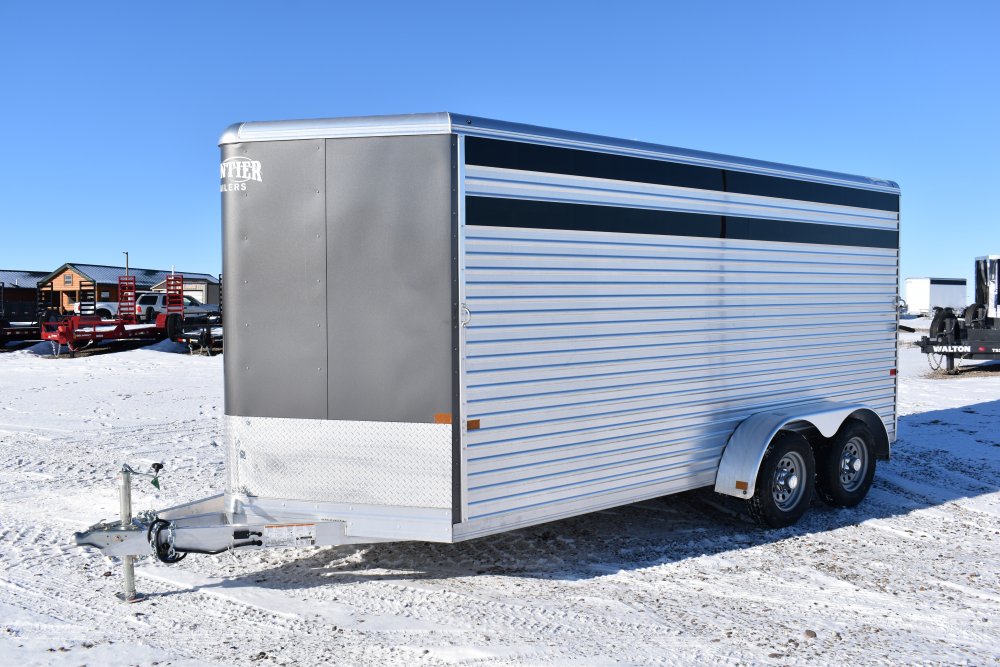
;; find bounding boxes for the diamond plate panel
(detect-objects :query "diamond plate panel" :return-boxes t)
[226,416,452,508]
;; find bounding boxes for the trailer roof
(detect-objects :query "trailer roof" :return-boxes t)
[220,112,899,193]
[0,269,48,288]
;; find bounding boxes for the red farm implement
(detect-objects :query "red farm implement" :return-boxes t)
[118,275,138,324]
[41,275,185,356]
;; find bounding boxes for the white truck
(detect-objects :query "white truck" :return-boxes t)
[134,292,220,322]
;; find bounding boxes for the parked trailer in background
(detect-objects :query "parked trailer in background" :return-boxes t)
[905,277,967,316]
[76,113,900,600]
[919,255,1000,372]
[1,273,47,348]
[0,321,39,347]
[0,270,47,323]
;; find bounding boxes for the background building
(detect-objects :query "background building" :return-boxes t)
[37,263,219,313]
[150,275,220,305]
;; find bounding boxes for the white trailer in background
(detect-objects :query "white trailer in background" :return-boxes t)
[75,113,901,601]
[905,277,967,315]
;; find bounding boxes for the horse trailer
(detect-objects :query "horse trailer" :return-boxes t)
[77,113,900,600]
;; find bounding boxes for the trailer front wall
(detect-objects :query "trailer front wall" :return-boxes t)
[222,135,455,510]
[905,278,931,315]
[456,136,899,536]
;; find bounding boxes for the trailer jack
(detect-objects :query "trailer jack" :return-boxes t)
[74,463,253,601]
[71,464,160,602]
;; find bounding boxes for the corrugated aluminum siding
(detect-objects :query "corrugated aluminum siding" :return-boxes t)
[458,170,898,535]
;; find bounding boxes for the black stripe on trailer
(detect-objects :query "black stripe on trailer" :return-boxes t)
[467,196,723,240]
[725,216,898,249]
[466,196,898,249]
[465,137,900,213]
[929,279,965,285]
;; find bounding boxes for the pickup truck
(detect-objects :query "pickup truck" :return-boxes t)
[135,292,220,322]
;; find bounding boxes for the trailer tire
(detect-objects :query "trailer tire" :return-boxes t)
[815,419,876,508]
[746,431,815,529]
[929,307,958,340]
[963,303,986,328]
[165,314,182,340]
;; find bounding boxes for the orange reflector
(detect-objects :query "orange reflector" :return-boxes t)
[889,368,897,376]
[735,480,749,491]
[467,419,481,430]
[434,413,452,425]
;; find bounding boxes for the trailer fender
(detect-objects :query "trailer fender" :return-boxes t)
[714,402,889,499]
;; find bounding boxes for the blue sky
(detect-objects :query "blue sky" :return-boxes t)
[1,2,996,295]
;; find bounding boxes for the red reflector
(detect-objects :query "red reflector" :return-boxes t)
[980,347,987,352]
[889,368,897,376]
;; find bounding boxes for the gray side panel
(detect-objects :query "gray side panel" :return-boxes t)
[325,135,453,423]
[222,139,327,419]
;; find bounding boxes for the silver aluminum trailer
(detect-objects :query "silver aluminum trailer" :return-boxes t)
[77,113,900,599]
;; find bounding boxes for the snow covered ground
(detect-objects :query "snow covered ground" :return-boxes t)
[1,332,998,665]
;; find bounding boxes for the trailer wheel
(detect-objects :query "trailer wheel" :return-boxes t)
[929,307,958,340]
[815,419,876,508]
[165,313,182,340]
[746,431,815,528]
[963,303,986,328]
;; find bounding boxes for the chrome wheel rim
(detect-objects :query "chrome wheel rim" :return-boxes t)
[839,436,869,492]
[772,451,806,511]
